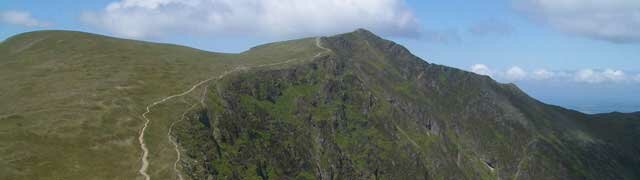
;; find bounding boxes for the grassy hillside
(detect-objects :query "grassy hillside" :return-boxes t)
[0,30,324,180]
[1,29,639,180]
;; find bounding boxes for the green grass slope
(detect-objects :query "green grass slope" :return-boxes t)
[0,30,324,180]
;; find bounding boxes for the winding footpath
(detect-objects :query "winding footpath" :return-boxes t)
[137,37,331,180]
[167,83,210,180]
[167,102,198,180]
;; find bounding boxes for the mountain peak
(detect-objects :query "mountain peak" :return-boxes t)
[3,28,640,180]
[352,28,376,36]
[325,28,422,65]
[340,28,384,42]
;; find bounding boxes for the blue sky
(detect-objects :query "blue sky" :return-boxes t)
[1,0,639,113]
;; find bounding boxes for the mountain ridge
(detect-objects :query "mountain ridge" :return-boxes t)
[1,29,639,179]
[169,29,640,179]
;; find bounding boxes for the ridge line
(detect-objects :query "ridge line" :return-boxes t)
[137,37,330,180]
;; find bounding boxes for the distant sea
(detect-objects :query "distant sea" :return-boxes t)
[565,104,640,114]
[515,81,640,115]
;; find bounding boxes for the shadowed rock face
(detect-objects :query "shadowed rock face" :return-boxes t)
[173,29,640,180]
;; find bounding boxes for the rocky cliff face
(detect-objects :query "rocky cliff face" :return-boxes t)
[172,30,640,179]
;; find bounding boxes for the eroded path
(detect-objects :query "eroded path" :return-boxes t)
[137,37,331,180]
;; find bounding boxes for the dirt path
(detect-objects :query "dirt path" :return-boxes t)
[138,66,243,180]
[137,37,331,180]
[315,37,332,55]
[167,102,198,180]
[167,84,210,180]
[138,77,219,180]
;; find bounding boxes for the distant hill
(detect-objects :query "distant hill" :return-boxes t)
[1,29,639,180]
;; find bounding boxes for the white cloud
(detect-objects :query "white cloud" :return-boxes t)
[555,71,574,79]
[602,69,626,82]
[0,10,51,27]
[467,64,637,84]
[574,68,627,83]
[505,66,527,81]
[82,0,421,38]
[470,64,493,77]
[574,69,601,83]
[531,69,555,80]
[515,0,640,43]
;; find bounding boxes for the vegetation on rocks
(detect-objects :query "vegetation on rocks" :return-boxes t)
[1,29,638,179]
[174,30,640,179]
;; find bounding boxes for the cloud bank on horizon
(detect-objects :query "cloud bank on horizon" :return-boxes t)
[515,0,640,43]
[470,64,640,84]
[80,0,421,39]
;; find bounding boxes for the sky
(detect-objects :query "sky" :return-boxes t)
[1,0,639,113]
